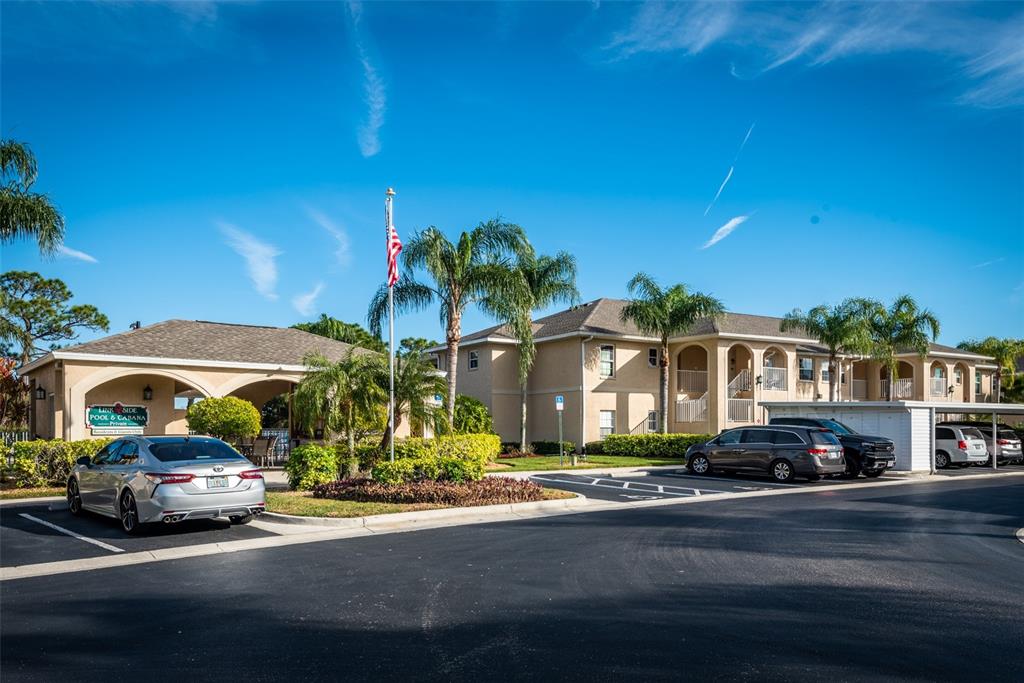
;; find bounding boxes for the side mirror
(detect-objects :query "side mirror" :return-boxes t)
[76,456,91,466]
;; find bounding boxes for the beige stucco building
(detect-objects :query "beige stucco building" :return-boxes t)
[19,320,411,443]
[430,299,999,447]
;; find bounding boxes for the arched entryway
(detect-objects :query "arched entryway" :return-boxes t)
[223,377,298,465]
[929,361,949,398]
[880,361,915,400]
[761,346,788,391]
[726,343,754,422]
[850,360,870,400]
[674,344,709,424]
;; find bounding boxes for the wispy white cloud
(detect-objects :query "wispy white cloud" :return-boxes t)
[703,122,755,217]
[56,245,98,263]
[605,3,1024,108]
[304,205,352,267]
[218,222,281,300]
[292,282,325,317]
[347,2,386,157]
[702,214,751,249]
[971,257,1006,270]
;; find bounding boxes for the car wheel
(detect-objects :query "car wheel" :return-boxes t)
[689,454,712,475]
[863,469,884,478]
[119,490,143,535]
[770,459,795,483]
[229,514,254,525]
[935,451,951,469]
[67,479,83,516]
[844,457,862,479]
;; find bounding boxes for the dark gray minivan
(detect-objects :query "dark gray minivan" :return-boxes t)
[685,425,846,483]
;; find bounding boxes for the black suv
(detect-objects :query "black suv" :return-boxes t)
[685,425,846,483]
[769,417,895,477]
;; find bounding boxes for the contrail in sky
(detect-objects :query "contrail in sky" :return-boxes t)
[704,122,755,216]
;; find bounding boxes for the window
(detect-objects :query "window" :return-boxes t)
[117,441,139,465]
[717,429,742,445]
[772,430,805,445]
[954,368,963,385]
[798,358,814,381]
[92,441,122,465]
[975,372,982,395]
[599,410,616,438]
[646,410,658,431]
[148,438,246,462]
[809,430,841,445]
[599,345,615,378]
[648,348,658,368]
[820,365,829,382]
[468,350,479,371]
[741,429,774,443]
[935,427,955,440]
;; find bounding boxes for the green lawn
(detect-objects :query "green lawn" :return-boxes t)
[488,455,685,472]
[0,486,65,500]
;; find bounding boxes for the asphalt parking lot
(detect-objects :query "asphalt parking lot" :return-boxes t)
[0,500,279,568]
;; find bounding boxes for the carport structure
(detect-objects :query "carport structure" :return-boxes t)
[762,401,1024,474]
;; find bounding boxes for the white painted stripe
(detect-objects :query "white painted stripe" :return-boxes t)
[18,514,125,554]
[531,476,702,498]
[659,472,800,488]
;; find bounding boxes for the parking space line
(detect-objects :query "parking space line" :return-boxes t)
[531,475,724,498]
[658,472,799,488]
[18,514,125,554]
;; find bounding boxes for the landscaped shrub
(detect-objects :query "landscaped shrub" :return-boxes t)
[354,442,384,470]
[584,440,606,455]
[371,455,485,484]
[530,440,576,455]
[4,438,111,487]
[186,396,261,441]
[452,394,495,434]
[285,444,338,491]
[392,434,501,466]
[601,433,713,458]
[312,477,548,507]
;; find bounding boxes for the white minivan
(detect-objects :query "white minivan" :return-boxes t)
[934,425,988,468]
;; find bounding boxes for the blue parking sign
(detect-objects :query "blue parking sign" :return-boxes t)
[555,394,564,411]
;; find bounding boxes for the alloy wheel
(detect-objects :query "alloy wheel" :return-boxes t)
[67,480,82,515]
[773,461,792,482]
[691,456,710,474]
[120,492,138,533]
[935,452,950,469]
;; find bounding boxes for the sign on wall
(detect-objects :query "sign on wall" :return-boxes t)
[86,403,149,435]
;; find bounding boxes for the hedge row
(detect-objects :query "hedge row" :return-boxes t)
[501,441,576,456]
[3,438,112,488]
[392,434,501,466]
[312,477,547,506]
[598,433,713,458]
[371,456,484,485]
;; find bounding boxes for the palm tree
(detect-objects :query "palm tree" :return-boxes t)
[488,250,579,450]
[378,345,448,451]
[368,220,529,428]
[1,140,65,255]
[619,274,724,434]
[293,349,384,470]
[868,295,940,401]
[781,298,876,402]
[957,337,1024,402]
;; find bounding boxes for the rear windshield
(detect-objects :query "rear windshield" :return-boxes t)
[148,439,245,462]
[998,430,1019,440]
[961,428,984,440]
[819,419,852,435]
[809,430,841,445]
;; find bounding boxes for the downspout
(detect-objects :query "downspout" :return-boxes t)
[581,335,593,452]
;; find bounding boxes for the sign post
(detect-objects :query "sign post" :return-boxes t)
[555,395,564,467]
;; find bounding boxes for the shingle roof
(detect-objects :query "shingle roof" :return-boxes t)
[58,320,369,366]
[923,342,991,360]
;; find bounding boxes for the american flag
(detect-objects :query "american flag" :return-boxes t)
[385,191,402,287]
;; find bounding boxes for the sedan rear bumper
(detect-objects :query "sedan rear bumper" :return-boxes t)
[138,484,266,523]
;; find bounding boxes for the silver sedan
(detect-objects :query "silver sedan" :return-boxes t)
[67,435,266,534]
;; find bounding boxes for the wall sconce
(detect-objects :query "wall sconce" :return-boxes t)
[756,375,763,387]
[35,386,46,401]
[143,385,153,401]
[947,385,955,397]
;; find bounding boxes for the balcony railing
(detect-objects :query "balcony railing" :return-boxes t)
[677,369,708,394]
[851,379,868,400]
[762,366,787,391]
[676,393,708,422]
[727,398,753,422]
[930,377,948,397]
[881,378,914,400]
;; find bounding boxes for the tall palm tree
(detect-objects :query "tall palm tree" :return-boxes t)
[488,250,579,450]
[619,274,724,434]
[868,295,940,401]
[957,336,1024,402]
[378,345,447,451]
[1,140,65,255]
[781,298,876,401]
[368,220,529,428]
[293,349,384,469]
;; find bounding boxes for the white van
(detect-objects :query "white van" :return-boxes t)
[934,425,988,468]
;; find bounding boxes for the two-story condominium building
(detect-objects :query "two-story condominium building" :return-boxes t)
[430,299,999,447]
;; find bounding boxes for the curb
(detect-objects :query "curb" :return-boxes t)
[261,493,588,527]
[0,496,65,507]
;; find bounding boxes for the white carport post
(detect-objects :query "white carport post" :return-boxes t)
[929,406,936,475]
[992,409,998,471]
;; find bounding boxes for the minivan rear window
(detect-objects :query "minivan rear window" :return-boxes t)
[961,428,984,440]
[148,439,245,462]
[809,430,841,445]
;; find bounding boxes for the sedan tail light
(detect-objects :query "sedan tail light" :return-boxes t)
[957,440,968,450]
[997,439,1011,445]
[145,472,195,484]
[807,448,830,455]
[239,469,264,480]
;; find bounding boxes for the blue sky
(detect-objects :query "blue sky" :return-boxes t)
[3,1,1022,349]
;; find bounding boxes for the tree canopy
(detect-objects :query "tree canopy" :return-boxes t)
[293,314,386,353]
[1,140,65,255]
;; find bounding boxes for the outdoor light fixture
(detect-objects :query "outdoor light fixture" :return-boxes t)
[35,386,46,401]
[143,385,153,401]
[756,375,763,387]
[947,385,955,396]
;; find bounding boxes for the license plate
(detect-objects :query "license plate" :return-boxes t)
[208,476,229,489]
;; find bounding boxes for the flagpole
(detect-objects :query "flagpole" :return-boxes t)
[386,188,396,464]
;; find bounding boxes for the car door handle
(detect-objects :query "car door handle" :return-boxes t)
[731,449,744,454]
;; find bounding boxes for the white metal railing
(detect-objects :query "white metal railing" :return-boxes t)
[881,378,914,400]
[677,369,708,394]
[852,379,868,400]
[727,398,753,422]
[761,366,787,391]
[930,377,947,397]
[728,369,751,396]
[675,393,708,422]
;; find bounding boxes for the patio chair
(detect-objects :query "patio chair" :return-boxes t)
[251,436,279,467]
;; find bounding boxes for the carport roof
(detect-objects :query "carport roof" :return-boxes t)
[19,319,370,373]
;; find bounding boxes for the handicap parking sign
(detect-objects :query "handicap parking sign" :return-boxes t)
[555,394,564,411]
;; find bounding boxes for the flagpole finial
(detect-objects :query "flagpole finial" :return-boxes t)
[386,187,396,197]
